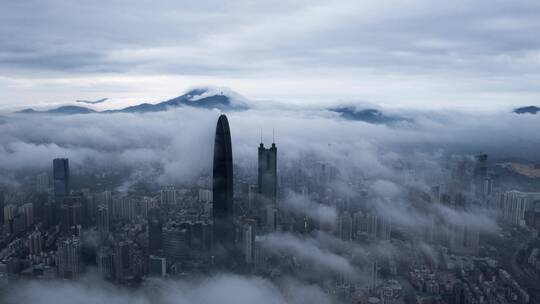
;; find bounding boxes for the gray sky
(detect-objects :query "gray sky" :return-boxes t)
[1,0,540,110]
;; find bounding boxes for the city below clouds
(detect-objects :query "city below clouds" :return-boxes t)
[1,0,540,110]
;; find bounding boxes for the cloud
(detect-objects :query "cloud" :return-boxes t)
[281,191,338,226]
[259,232,356,278]
[1,1,540,108]
[2,272,337,304]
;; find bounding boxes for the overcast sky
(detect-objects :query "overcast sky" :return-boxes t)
[1,0,540,110]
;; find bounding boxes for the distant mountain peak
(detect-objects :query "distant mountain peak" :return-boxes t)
[513,105,540,114]
[329,106,412,125]
[16,105,96,114]
[16,87,249,115]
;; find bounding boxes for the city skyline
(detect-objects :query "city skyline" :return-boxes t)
[1,1,540,304]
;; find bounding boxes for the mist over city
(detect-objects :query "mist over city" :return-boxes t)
[1,1,540,304]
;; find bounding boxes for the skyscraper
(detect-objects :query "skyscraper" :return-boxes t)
[148,208,163,254]
[212,114,235,248]
[258,141,277,204]
[57,236,81,280]
[0,189,4,225]
[53,158,70,199]
[97,204,110,242]
[473,154,488,198]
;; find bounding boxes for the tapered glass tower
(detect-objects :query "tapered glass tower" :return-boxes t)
[212,114,234,247]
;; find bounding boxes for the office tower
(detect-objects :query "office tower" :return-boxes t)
[11,213,26,236]
[258,140,278,231]
[473,154,488,198]
[378,217,392,240]
[141,196,157,219]
[242,219,257,264]
[36,172,49,193]
[369,258,379,292]
[160,187,176,206]
[3,204,15,227]
[28,230,43,255]
[97,246,115,280]
[338,211,353,241]
[20,203,34,228]
[118,197,136,221]
[258,141,277,204]
[114,241,132,281]
[0,190,4,225]
[148,255,166,276]
[59,196,83,234]
[32,192,48,224]
[212,115,235,247]
[162,224,189,262]
[97,205,110,242]
[148,208,163,253]
[53,158,70,199]
[57,236,81,279]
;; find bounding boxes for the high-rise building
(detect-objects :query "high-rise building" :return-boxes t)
[148,208,163,254]
[160,187,176,206]
[28,230,43,255]
[36,172,49,193]
[162,224,189,262]
[20,203,34,228]
[97,205,110,242]
[338,211,353,241]
[242,219,257,264]
[497,191,540,226]
[53,158,70,199]
[59,196,83,234]
[56,236,81,279]
[114,241,132,281]
[97,246,115,280]
[0,190,5,225]
[148,255,166,276]
[258,142,277,204]
[212,115,235,247]
[3,204,16,227]
[258,141,278,231]
[473,154,488,198]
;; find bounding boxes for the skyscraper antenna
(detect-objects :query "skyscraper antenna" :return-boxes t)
[260,128,263,143]
[272,128,275,143]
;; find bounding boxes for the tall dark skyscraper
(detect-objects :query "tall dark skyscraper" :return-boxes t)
[473,154,488,197]
[258,141,278,231]
[148,208,163,254]
[53,158,70,199]
[212,114,235,247]
[0,189,4,225]
[258,142,277,204]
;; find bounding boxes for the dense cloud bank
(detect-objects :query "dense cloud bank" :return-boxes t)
[0,106,538,184]
[2,273,335,304]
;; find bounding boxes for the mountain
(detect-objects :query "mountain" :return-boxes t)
[76,98,108,104]
[17,105,97,114]
[16,88,248,115]
[329,106,412,125]
[513,106,540,114]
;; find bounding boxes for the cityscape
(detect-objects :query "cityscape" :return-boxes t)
[1,1,540,304]
[0,108,539,304]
